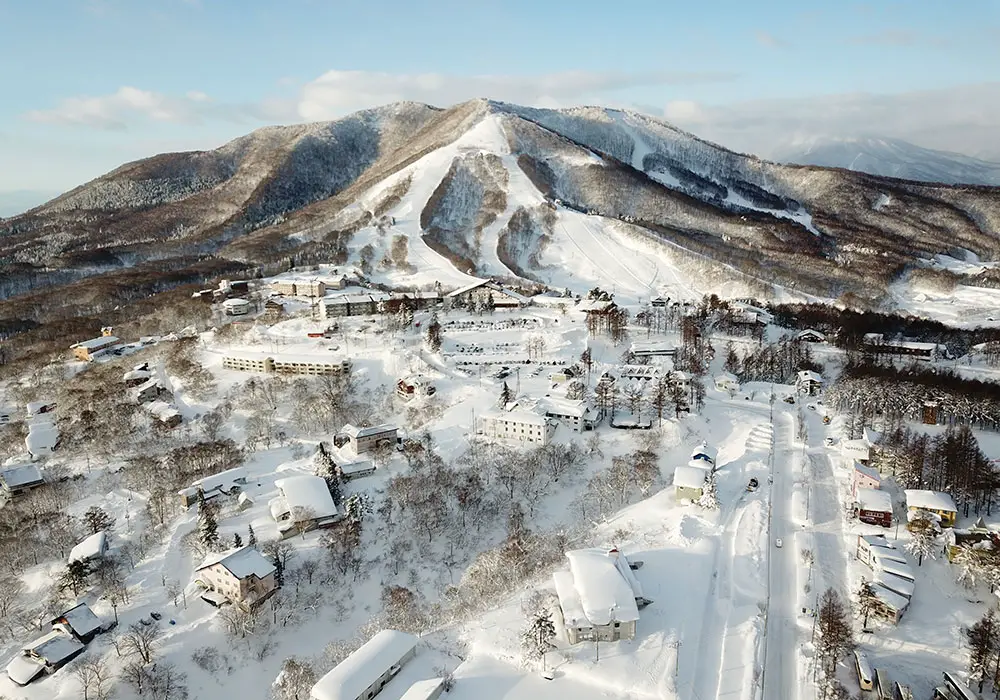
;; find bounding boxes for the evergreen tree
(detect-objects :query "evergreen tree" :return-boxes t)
[855,582,878,629]
[248,524,257,547]
[484,293,496,315]
[273,554,284,588]
[816,588,854,678]
[233,533,243,548]
[967,609,997,692]
[83,506,115,535]
[61,559,91,595]
[325,475,343,507]
[498,381,513,408]
[199,504,220,551]
[521,610,556,665]
[697,473,720,510]
[723,341,740,376]
[580,347,593,381]
[425,313,443,353]
[344,493,372,525]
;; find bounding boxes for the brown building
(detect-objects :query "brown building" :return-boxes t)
[70,335,119,361]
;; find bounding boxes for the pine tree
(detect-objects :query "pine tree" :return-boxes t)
[697,472,720,510]
[247,524,257,547]
[199,504,220,551]
[61,559,91,595]
[723,341,740,376]
[816,588,854,678]
[580,347,593,381]
[498,381,513,408]
[425,313,442,353]
[344,493,372,525]
[521,610,556,664]
[855,582,878,629]
[233,533,243,549]
[484,293,496,315]
[273,554,284,588]
[967,609,997,692]
[83,506,115,535]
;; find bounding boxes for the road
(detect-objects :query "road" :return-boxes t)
[804,411,849,601]
[762,411,800,700]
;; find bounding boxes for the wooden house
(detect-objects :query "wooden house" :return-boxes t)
[195,546,277,609]
[904,490,958,527]
[856,488,893,527]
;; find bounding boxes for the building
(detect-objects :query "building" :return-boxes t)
[270,474,341,536]
[399,678,445,700]
[619,365,661,381]
[904,490,958,527]
[540,397,598,432]
[795,329,826,343]
[552,548,641,645]
[629,339,677,359]
[49,603,103,644]
[674,464,709,502]
[195,546,277,608]
[856,488,893,527]
[714,373,740,393]
[396,376,436,400]
[272,278,327,298]
[478,410,556,446]
[852,462,882,496]
[179,467,248,507]
[842,428,881,464]
[796,370,824,396]
[263,299,285,322]
[5,630,85,686]
[68,531,108,565]
[146,401,182,428]
[132,378,165,404]
[310,629,419,700]
[338,460,376,481]
[222,352,351,377]
[222,298,252,316]
[862,333,949,362]
[26,401,56,417]
[222,352,274,374]
[690,442,718,467]
[25,420,59,460]
[122,366,152,387]
[0,464,44,495]
[866,582,909,625]
[943,518,998,562]
[70,335,119,361]
[873,570,914,600]
[548,366,579,383]
[856,534,897,568]
[340,424,399,454]
[446,279,527,308]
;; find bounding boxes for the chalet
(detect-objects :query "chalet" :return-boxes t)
[222,298,252,316]
[272,278,326,298]
[856,534,896,568]
[629,339,677,359]
[862,333,949,362]
[5,630,84,686]
[396,375,436,400]
[340,424,399,454]
[552,548,642,645]
[904,490,958,527]
[842,428,881,464]
[866,582,909,625]
[179,467,248,507]
[145,400,182,428]
[270,474,341,536]
[25,420,59,460]
[619,365,661,381]
[132,378,165,404]
[540,397,598,432]
[690,442,718,467]
[49,602,103,644]
[122,366,152,387]
[856,488,893,528]
[195,545,277,608]
[338,460,376,481]
[70,335,119,361]
[446,279,527,309]
[478,410,556,446]
[944,518,998,562]
[0,464,44,495]
[794,329,826,343]
[310,630,418,700]
[576,298,618,323]
[68,531,108,565]
[674,464,709,502]
[796,370,824,396]
[714,373,740,393]
[852,462,882,496]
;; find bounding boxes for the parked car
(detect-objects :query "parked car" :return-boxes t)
[775,538,783,548]
[824,437,836,446]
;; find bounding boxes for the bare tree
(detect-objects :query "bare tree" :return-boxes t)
[74,656,112,700]
[271,657,317,700]
[122,621,160,663]
[0,576,24,617]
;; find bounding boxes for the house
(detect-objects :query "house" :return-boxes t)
[25,420,59,459]
[132,378,165,404]
[795,329,826,343]
[399,678,445,700]
[310,629,418,700]
[195,545,277,608]
[552,548,641,645]
[714,373,740,393]
[340,424,399,454]
[860,542,909,570]
[122,366,152,387]
[852,462,882,496]
[68,531,108,565]
[690,442,718,467]
[272,278,326,297]
[70,335,119,361]
[338,460,376,481]
[842,428,881,464]
[540,397,598,432]
[478,410,557,446]
[629,339,677,359]
[944,518,998,562]
[178,467,248,507]
[145,400,182,428]
[263,299,285,322]
[548,366,579,383]
[856,488,893,527]
[619,365,661,381]
[856,534,896,568]
[5,630,85,686]
[873,570,915,600]
[670,371,691,395]
[0,464,44,495]
[222,298,252,316]
[270,474,341,536]
[904,490,958,527]
[862,334,949,362]
[396,376,436,400]
[25,401,56,417]
[49,602,103,644]
[875,558,915,583]
[796,370,824,396]
[446,279,527,309]
[674,464,709,502]
[866,582,909,624]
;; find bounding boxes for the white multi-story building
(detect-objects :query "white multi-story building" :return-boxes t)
[479,409,556,445]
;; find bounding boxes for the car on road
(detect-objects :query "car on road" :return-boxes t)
[824,437,836,446]
[775,538,783,548]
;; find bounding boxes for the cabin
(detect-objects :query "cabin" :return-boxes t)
[178,467,248,507]
[552,548,642,645]
[0,464,45,495]
[852,462,882,496]
[714,373,740,393]
[478,410,557,446]
[904,490,958,527]
[49,602,103,644]
[338,460,376,481]
[5,630,85,686]
[122,366,152,387]
[132,378,165,404]
[270,475,341,536]
[619,365,661,382]
[70,335,119,361]
[796,370,824,396]
[222,298,252,316]
[856,488,893,527]
[856,534,896,568]
[340,424,399,454]
[795,329,826,343]
[195,546,277,608]
[145,400,182,428]
[68,531,108,565]
[842,428,881,464]
[310,630,418,700]
[867,582,909,625]
[674,465,709,502]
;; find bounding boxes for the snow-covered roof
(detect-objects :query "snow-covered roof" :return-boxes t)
[868,582,910,612]
[26,401,55,415]
[853,462,881,481]
[399,678,445,700]
[339,460,375,476]
[122,368,151,382]
[190,467,247,493]
[876,558,915,581]
[72,336,119,350]
[540,397,593,419]
[629,339,676,354]
[69,531,107,564]
[552,570,588,627]
[5,653,45,685]
[862,427,882,445]
[797,370,823,384]
[611,550,644,599]
[674,464,709,489]
[446,279,490,298]
[197,545,275,580]
[859,534,894,549]
[52,603,102,639]
[795,329,826,340]
[715,372,739,385]
[564,549,640,626]
[25,421,58,454]
[23,629,84,663]
[870,546,908,566]
[310,630,418,700]
[341,423,398,439]
[222,298,250,308]
[481,409,550,427]
[145,400,181,421]
[576,299,616,312]
[0,464,43,489]
[133,377,161,393]
[619,364,661,378]
[274,475,338,522]
[690,442,718,464]
[873,570,915,599]
[857,488,892,513]
[904,489,957,513]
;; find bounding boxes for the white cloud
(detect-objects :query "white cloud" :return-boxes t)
[296,69,737,121]
[660,83,1000,161]
[755,31,791,49]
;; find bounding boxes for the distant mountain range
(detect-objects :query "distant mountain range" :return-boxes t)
[777,136,1000,186]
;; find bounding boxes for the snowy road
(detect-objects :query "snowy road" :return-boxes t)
[762,412,799,700]
[804,412,849,600]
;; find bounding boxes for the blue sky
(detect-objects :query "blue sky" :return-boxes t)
[1,0,998,195]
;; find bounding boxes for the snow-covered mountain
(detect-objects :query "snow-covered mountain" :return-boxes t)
[4,99,1000,316]
[777,135,1000,186]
